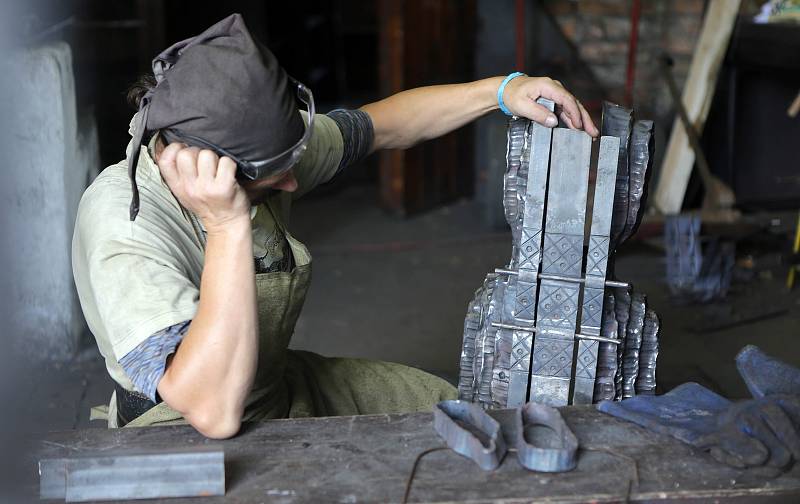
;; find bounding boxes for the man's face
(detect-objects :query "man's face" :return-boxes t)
[239,169,298,204]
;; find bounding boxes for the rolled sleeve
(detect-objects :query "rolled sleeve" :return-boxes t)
[118,320,190,402]
[292,112,345,198]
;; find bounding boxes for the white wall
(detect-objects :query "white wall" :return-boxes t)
[3,42,97,361]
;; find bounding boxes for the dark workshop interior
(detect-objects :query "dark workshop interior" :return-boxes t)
[2,0,800,502]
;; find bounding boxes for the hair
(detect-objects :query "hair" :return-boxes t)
[126,73,157,109]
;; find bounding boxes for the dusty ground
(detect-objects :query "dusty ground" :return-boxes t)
[15,184,800,435]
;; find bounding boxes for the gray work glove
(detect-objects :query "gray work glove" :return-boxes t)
[695,395,800,469]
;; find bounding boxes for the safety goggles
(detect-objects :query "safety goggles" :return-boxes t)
[163,78,315,181]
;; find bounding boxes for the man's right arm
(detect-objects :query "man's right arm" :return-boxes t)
[154,145,257,439]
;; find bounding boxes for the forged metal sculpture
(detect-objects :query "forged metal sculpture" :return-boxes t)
[458,100,660,407]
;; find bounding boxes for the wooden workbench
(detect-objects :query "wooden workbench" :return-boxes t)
[32,407,800,503]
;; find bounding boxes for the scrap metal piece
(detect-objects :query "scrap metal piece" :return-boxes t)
[458,282,485,400]
[613,288,632,401]
[622,293,647,399]
[503,117,529,255]
[529,128,592,406]
[483,276,507,407]
[513,402,579,472]
[622,120,655,243]
[572,135,620,405]
[636,309,660,395]
[594,291,619,402]
[39,448,225,502]
[477,278,503,406]
[601,102,634,247]
[433,400,507,471]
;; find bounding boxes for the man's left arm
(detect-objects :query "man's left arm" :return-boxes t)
[360,76,599,152]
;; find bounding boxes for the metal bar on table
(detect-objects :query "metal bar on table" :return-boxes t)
[40,448,225,502]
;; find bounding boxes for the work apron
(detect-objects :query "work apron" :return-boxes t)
[99,196,456,428]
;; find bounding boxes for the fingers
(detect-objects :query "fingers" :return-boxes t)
[215,156,238,183]
[759,400,800,463]
[518,101,558,128]
[157,143,184,187]
[513,77,598,136]
[741,410,792,468]
[176,146,201,181]
[577,100,599,137]
[197,149,219,181]
[559,110,576,130]
[716,430,771,467]
[539,80,583,130]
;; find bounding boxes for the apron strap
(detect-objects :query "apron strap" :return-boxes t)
[115,382,158,427]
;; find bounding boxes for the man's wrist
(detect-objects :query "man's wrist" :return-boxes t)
[203,214,252,237]
[471,77,505,114]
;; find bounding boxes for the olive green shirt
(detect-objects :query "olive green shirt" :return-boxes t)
[72,112,344,392]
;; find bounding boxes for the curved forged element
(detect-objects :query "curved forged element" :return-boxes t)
[514,402,578,472]
[600,102,634,248]
[635,308,660,395]
[622,120,655,242]
[433,400,507,471]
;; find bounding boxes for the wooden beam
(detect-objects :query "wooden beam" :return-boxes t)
[653,0,741,214]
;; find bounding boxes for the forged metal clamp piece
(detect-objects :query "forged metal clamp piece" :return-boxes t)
[513,402,578,472]
[433,400,507,471]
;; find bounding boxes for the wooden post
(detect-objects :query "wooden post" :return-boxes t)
[652,0,741,214]
[377,0,476,215]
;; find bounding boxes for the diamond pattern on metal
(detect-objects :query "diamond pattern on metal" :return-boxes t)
[531,338,574,378]
[514,281,537,320]
[586,236,610,277]
[536,283,580,331]
[518,229,542,271]
[574,340,600,379]
[510,331,533,370]
[581,287,604,329]
[542,233,584,277]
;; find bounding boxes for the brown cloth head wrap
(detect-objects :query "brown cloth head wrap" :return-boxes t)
[127,13,304,220]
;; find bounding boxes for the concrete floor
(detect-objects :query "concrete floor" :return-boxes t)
[16,183,800,435]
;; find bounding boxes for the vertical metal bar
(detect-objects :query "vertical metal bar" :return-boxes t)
[506,99,554,407]
[529,128,592,406]
[572,136,620,404]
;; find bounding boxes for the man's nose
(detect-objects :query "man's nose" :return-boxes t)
[274,171,298,193]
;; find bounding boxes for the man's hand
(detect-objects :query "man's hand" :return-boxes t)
[157,144,251,233]
[501,76,599,137]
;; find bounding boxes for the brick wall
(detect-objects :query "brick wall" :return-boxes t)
[543,0,709,119]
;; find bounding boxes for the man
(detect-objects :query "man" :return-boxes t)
[73,14,598,438]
